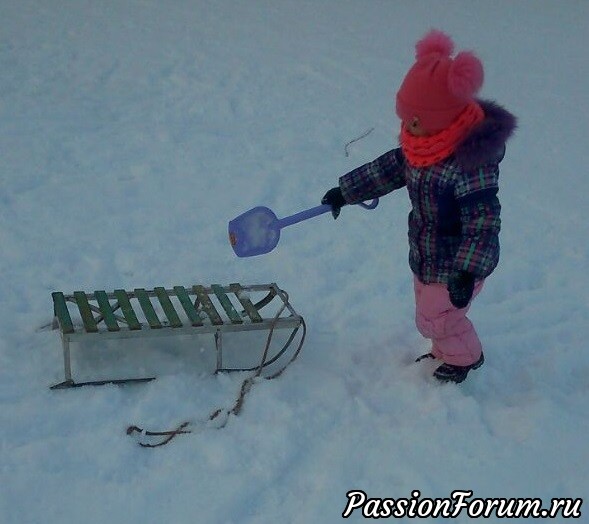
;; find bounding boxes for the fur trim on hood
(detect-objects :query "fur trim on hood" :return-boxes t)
[455,100,517,170]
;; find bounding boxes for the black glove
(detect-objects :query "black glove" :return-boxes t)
[447,270,475,309]
[322,187,347,219]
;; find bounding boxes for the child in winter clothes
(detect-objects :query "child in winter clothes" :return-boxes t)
[322,30,517,383]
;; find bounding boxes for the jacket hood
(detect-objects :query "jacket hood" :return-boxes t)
[454,99,517,169]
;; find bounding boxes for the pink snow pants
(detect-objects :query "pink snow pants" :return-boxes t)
[413,276,484,366]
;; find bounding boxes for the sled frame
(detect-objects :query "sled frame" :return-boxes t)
[50,283,303,389]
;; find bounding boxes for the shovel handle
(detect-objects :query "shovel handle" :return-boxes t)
[357,198,379,210]
[277,198,379,229]
[277,205,331,228]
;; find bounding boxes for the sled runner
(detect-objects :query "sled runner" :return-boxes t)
[50,283,305,389]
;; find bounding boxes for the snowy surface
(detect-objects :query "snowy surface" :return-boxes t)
[1,1,589,522]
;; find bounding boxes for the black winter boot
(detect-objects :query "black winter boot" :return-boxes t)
[415,352,436,363]
[433,353,485,383]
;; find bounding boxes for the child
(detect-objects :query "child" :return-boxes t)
[322,29,517,383]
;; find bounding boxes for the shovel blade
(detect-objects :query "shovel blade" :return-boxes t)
[228,206,281,257]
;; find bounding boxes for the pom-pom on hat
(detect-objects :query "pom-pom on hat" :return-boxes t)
[396,29,484,133]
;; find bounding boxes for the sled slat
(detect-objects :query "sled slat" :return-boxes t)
[230,283,263,323]
[74,292,98,333]
[94,291,120,332]
[154,287,183,328]
[134,288,162,329]
[211,284,243,324]
[113,290,141,330]
[52,292,75,334]
[173,286,203,327]
[193,285,223,325]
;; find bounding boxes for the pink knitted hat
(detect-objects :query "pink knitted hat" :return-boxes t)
[396,30,484,133]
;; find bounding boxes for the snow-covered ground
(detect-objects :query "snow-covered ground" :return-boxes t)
[1,1,588,522]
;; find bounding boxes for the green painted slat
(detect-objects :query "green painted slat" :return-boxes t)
[193,285,223,325]
[134,289,162,329]
[52,292,75,334]
[173,286,203,327]
[229,284,263,323]
[154,287,183,328]
[94,291,120,332]
[211,284,243,324]
[73,291,98,333]
[113,290,141,330]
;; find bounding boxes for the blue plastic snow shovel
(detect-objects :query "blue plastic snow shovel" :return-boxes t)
[229,198,379,257]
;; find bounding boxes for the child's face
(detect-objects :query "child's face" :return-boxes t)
[404,117,430,137]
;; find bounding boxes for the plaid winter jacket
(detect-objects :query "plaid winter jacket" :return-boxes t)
[339,100,517,284]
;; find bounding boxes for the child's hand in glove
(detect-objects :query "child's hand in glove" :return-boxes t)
[321,187,347,219]
[447,270,475,309]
